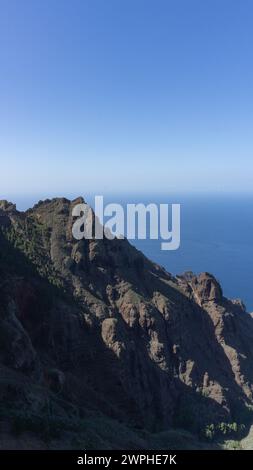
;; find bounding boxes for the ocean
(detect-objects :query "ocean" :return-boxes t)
[129,194,253,312]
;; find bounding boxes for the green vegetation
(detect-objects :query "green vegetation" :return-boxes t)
[0,404,219,449]
[204,422,246,441]
[0,222,64,290]
[223,440,243,450]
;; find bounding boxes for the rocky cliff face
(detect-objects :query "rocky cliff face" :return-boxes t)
[0,197,253,448]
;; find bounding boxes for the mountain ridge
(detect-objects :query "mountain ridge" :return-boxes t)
[0,196,253,449]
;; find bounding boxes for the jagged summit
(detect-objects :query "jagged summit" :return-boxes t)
[0,200,17,212]
[28,196,86,212]
[0,196,86,215]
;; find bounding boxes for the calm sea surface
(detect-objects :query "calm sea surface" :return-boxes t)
[129,194,253,312]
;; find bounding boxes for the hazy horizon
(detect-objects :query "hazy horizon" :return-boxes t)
[2,190,253,213]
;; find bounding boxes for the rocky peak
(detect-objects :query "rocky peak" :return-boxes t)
[179,271,223,305]
[0,200,17,212]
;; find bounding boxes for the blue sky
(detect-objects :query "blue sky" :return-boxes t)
[0,0,253,200]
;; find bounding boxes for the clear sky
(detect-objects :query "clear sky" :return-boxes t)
[0,0,253,200]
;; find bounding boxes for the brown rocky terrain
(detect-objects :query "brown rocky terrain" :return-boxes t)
[0,197,253,449]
